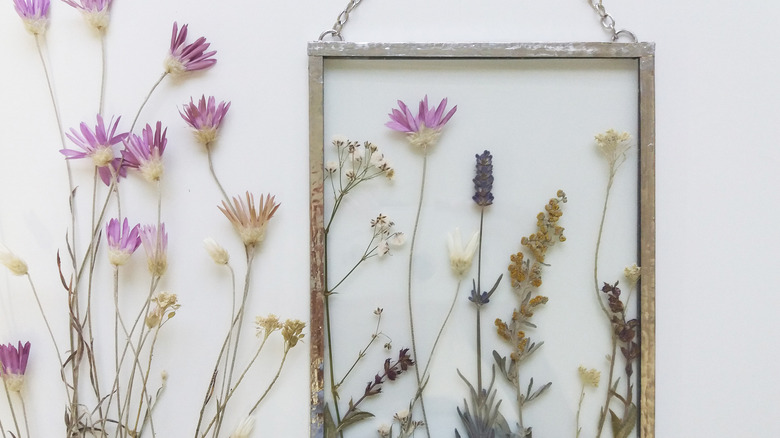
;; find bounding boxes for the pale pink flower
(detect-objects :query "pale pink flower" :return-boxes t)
[106,218,141,266]
[61,114,128,185]
[140,224,168,276]
[218,192,280,247]
[0,341,30,392]
[13,0,49,34]
[61,0,112,31]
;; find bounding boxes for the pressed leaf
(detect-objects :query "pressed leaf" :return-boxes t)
[615,404,638,438]
[337,410,375,431]
[492,351,508,379]
[609,409,622,438]
[324,404,338,438]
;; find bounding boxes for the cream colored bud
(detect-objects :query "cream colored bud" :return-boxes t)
[203,238,230,265]
[0,246,28,276]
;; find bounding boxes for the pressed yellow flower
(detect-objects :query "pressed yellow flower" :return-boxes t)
[624,263,641,286]
[218,192,280,247]
[0,246,28,276]
[255,314,282,339]
[281,319,306,349]
[145,292,179,328]
[578,366,601,388]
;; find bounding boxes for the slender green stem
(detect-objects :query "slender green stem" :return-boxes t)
[475,209,485,391]
[130,72,167,134]
[25,275,64,366]
[132,325,163,434]
[335,314,384,389]
[406,152,430,437]
[575,385,585,438]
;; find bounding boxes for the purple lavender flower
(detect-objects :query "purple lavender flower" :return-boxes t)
[164,22,217,76]
[0,341,30,392]
[180,95,231,145]
[61,0,112,30]
[122,122,167,182]
[472,150,494,207]
[106,218,141,266]
[140,223,168,276]
[60,114,128,184]
[13,0,50,35]
[386,96,457,150]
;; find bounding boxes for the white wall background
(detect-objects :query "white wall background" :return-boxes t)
[0,0,777,436]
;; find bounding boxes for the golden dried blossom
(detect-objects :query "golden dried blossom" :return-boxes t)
[282,319,306,349]
[495,319,511,341]
[145,292,180,328]
[219,192,280,247]
[595,129,631,173]
[578,366,601,388]
[255,314,282,339]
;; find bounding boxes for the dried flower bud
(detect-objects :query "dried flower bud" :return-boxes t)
[229,416,255,438]
[472,150,494,207]
[255,314,282,339]
[203,238,230,265]
[0,246,28,276]
[282,319,306,349]
[377,423,391,437]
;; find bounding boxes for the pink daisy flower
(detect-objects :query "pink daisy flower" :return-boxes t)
[0,341,31,392]
[180,95,231,145]
[386,96,457,150]
[122,121,167,182]
[106,218,141,266]
[61,0,112,30]
[12,0,49,34]
[61,114,128,185]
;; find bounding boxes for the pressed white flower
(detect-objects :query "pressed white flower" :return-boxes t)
[331,135,349,147]
[388,232,406,247]
[377,240,390,257]
[324,161,338,173]
[0,245,28,276]
[624,263,641,286]
[203,237,230,265]
[377,423,391,437]
[595,129,631,172]
[447,228,479,278]
[229,416,255,438]
[394,409,410,422]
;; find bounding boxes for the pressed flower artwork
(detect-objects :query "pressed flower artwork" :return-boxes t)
[310,43,655,438]
[3,8,306,436]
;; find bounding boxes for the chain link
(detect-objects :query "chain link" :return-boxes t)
[587,0,637,42]
[319,0,364,41]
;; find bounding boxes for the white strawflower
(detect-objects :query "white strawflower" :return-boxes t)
[624,263,641,286]
[229,416,255,438]
[447,228,479,278]
[203,238,230,265]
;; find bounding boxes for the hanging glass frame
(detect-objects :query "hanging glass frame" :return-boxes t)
[309,42,655,438]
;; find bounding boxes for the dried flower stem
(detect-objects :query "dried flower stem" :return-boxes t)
[335,314,385,389]
[406,152,431,437]
[130,72,168,134]
[206,144,236,216]
[2,380,22,438]
[576,384,585,438]
[99,34,107,116]
[19,393,31,438]
[247,348,291,415]
[421,279,461,380]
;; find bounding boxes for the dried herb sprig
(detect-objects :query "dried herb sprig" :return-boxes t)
[493,190,567,437]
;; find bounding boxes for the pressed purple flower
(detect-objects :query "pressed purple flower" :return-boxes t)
[140,223,168,276]
[61,115,128,185]
[13,0,50,34]
[386,95,457,150]
[164,22,217,76]
[180,95,231,145]
[61,0,112,30]
[122,122,167,182]
[106,218,141,266]
[472,150,494,207]
[0,341,30,392]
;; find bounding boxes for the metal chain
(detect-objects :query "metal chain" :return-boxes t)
[319,0,364,41]
[587,0,637,42]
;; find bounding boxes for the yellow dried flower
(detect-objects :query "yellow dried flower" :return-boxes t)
[282,319,306,349]
[495,319,511,341]
[255,314,282,339]
[578,366,601,388]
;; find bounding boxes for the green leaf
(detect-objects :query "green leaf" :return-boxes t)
[324,404,338,438]
[609,403,638,438]
[609,409,622,437]
[337,410,375,432]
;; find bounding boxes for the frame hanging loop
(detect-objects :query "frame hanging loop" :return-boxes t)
[318,0,364,41]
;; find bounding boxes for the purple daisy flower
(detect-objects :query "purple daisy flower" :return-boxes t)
[61,114,128,185]
[140,223,168,276]
[122,121,167,182]
[61,0,112,31]
[164,22,217,76]
[0,341,30,392]
[106,218,141,266]
[386,96,457,150]
[13,0,50,34]
[180,95,231,145]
